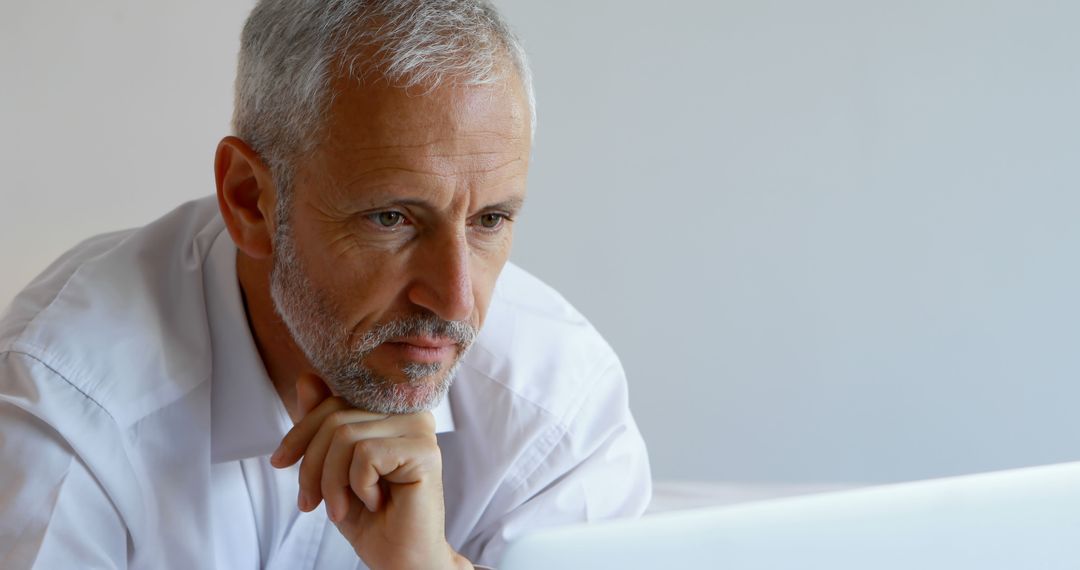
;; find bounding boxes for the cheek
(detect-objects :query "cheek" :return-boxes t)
[469,247,512,325]
[318,247,406,319]
[290,208,415,325]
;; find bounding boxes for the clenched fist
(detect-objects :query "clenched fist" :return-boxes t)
[271,374,473,570]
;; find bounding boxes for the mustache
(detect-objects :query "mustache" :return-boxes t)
[355,313,478,353]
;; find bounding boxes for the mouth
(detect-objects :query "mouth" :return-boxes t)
[382,336,458,363]
[392,336,458,348]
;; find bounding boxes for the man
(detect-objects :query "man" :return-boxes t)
[0,1,650,568]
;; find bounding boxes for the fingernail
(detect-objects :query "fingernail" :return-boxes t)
[270,447,283,466]
[327,501,340,522]
[297,490,310,511]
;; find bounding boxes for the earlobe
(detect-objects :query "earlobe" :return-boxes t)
[215,136,276,259]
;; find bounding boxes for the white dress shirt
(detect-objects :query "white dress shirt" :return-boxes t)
[0,197,651,569]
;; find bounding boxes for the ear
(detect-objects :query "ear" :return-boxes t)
[214,136,278,259]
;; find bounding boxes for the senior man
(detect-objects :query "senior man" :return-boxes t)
[0,1,650,569]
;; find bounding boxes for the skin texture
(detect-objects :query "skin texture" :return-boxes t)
[214,73,532,569]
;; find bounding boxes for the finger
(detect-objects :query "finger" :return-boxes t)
[270,396,351,469]
[347,435,442,514]
[296,410,405,512]
[322,431,377,522]
[347,439,386,515]
[297,373,333,417]
[306,414,419,517]
[365,435,442,485]
[330,492,371,539]
[291,403,366,512]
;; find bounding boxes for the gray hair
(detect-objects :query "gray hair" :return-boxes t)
[233,0,535,196]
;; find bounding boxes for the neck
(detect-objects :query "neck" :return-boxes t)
[236,251,310,421]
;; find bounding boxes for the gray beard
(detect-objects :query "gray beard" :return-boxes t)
[267,216,476,414]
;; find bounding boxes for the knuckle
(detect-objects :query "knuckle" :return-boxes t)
[352,438,377,461]
[331,422,357,444]
[326,409,350,427]
[418,429,439,445]
[411,434,442,461]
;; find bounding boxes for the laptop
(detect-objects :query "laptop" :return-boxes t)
[499,461,1080,569]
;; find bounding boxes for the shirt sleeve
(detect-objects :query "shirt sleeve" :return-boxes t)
[462,359,653,567]
[0,353,127,569]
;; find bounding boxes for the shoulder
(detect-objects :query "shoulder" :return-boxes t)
[0,197,224,548]
[0,196,224,428]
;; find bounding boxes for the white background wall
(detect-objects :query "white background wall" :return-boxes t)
[3,1,1078,484]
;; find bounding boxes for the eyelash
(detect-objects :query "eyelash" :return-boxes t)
[367,211,410,229]
[473,212,512,233]
[364,211,513,233]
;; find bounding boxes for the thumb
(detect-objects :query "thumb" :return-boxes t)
[296,373,332,416]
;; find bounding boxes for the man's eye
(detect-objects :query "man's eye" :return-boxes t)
[478,213,505,229]
[371,211,406,228]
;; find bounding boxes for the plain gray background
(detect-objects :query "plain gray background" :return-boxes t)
[2,0,1078,483]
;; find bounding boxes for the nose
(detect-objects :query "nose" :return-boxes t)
[406,230,475,322]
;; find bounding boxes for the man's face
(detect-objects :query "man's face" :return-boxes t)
[269,76,532,414]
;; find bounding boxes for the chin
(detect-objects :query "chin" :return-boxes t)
[329,362,454,414]
[397,382,443,407]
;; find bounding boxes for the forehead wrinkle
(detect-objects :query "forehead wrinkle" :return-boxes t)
[334,158,524,206]
[340,155,526,189]
[337,131,529,154]
[349,150,516,162]
[332,133,527,167]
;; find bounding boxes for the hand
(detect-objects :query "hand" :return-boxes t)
[270,374,472,570]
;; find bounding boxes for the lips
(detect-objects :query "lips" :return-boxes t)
[381,337,457,364]
[389,336,457,349]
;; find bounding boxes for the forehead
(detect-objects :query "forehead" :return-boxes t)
[316,75,532,165]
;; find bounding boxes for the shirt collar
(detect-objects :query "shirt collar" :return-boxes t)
[204,230,455,464]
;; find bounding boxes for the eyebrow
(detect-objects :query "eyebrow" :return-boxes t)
[376,196,526,214]
[483,197,526,213]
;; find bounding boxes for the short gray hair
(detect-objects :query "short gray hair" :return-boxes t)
[233,0,535,194]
